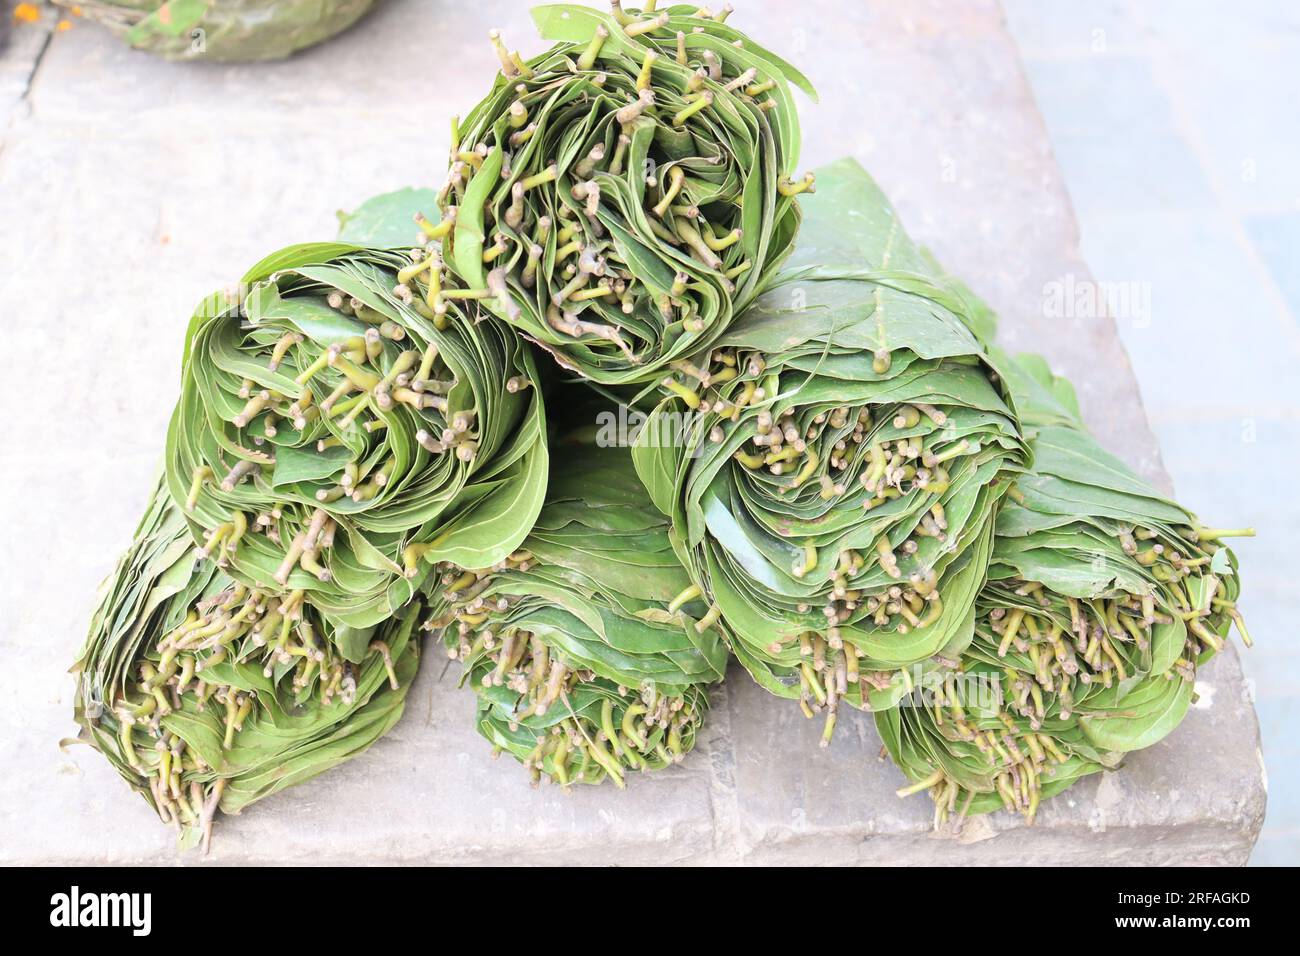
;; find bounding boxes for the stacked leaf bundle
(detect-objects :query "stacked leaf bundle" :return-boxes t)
[428,427,728,787]
[437,2,814,384]
[73,481,420,851]
[634,159,1030,742]
[877,350,1252,825]
[55,0,376,61]
[166,242,548,627]
[77,231,549,846]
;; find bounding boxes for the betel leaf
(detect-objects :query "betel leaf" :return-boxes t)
[272,442,352,487]
[1079,676,1193,752]
[336,188,439,248]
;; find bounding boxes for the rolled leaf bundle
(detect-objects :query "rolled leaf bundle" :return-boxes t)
[438,2,813,384]
[74,481,420,851]
[878,352,1252,824]
[55,0,374,61]
[165,241,548,627]
[634,158,1029,741]
[874,672,1111,828]
[429,428,727,787]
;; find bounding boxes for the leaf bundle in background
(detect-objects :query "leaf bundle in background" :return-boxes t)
[876,348,1250,824]
[74,480,420,850]
[429,424,727,787]
[55,0,375,61]
[165,241,549,628]
[438,3,814,384]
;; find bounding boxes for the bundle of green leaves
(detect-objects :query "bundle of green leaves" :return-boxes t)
[74,481,420,851]
[634,159,1030,742]
[437,2,813,384]
[429,426,727,787]
[876,350,1250,824]
[165,240,549,628]
[55,0,375,61]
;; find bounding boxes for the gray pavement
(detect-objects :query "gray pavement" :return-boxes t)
[0,0,1266,864]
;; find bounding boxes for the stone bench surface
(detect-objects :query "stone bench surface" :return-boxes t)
[0,0,1264,864]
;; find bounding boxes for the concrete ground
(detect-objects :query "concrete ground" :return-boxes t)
[0,0,1268,863]
[1005,0,1298,867]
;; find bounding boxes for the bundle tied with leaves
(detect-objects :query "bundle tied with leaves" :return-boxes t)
[438,2,814,385]
[54,0,375,61]
[166,240,548,628]
[634,159,1030,742]
[428,428,728,788]
[877,350,1252,825]
[73,481,420,851]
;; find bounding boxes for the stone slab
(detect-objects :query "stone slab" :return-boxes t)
[0,0,1264,864]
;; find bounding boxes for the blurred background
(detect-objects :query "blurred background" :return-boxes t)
[0,0,1290,863]
[1003,0,1298,866]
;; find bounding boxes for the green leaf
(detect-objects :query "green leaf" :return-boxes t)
[1079,676,1193,752]
[336,188,439,248]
